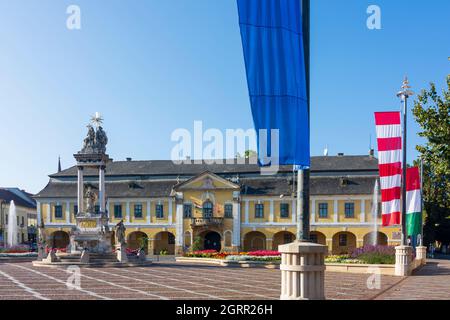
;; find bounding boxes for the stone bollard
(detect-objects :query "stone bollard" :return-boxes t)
[80,249,90,263]
[395,246,413,276]
[116,244,128,263]
[415,246,427,265]
[279,241,328,300]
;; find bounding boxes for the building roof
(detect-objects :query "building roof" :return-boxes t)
[49,156,379,178]
[0,188,37,209]
[35,155,379,199]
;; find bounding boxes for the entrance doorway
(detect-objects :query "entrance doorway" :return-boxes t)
[204,232,221,251]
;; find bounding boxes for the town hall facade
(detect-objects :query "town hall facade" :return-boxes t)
[35,152,401,255]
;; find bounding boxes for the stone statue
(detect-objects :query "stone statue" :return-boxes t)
[95,126,108,154]
[80,117,108,154]
[115,220,126,245]
[82,125,96,153]
[85,186,97,214]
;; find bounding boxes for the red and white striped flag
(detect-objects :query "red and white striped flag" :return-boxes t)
[374,112,402,226]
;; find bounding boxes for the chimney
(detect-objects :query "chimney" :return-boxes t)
[337,153,344,157]
[126,157,132,162]
[369,149,375,157]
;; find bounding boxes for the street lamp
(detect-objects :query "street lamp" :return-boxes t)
[397,76,414,246]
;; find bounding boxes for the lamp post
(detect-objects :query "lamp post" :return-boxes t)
[396,77,414,246]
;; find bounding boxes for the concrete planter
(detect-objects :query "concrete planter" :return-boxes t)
[176,257,281,269]
[176,257,424,276]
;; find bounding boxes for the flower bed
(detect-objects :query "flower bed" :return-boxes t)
[0,245,31,254]
[325,245,396,265]
[183,250,281,262]
[226,255,281,262]
[325,255,364,264]
[350,245,396,265]
[0,252,38,258]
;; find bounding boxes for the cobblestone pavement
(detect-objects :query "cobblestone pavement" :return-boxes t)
[375,259,450,300]
[0,260,431,300]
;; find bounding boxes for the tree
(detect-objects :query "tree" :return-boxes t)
[244,150,257,158]
[412,75,450,247]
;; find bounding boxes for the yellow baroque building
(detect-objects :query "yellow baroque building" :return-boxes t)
[35,155,401,255]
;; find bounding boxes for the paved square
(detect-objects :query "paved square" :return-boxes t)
[0,260,449,300]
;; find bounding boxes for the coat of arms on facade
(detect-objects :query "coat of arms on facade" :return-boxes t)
[202,177,214,189]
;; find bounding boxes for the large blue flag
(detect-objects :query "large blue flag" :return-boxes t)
[237,0,310,167]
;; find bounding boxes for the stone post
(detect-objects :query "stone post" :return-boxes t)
[415,246,427,265]
[279,241,327,300]
[395,245,413,276]
[80,249,90,263]
[116,244,128,262]
[77,166,84,213]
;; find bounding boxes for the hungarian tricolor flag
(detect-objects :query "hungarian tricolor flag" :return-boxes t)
[406,167,422,236]
[374,112,402,226]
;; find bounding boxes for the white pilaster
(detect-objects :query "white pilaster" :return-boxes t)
[334,199,338,223]
[37,202,41,225]
[47,203,51,223]
[244,200,249,224]
[147,200,151,224]
[66,201,70,224]
[168,199,173,224]
[175,203,183,247]
[269,200,274,222]
[311,198,316,224]
[360,199,366,223]
[232,201,241,247]
[126,202,130,223]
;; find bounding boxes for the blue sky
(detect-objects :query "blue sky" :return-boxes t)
[0,0,448,193]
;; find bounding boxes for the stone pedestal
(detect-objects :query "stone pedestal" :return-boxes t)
[416,246,427,265]
[395,245,413,276]
[279,241,328,300]
[37,245,46,261]
[80,249,90,263]
[116,244,128,262]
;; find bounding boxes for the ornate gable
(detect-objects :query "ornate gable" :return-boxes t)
[174,171,240,191]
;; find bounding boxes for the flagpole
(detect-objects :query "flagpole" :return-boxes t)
[420,157,424,246]
[397,77,414,246]
[297,0,311,242]
[297,168,303,241]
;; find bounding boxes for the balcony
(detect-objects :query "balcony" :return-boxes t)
[191,217,224,227]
